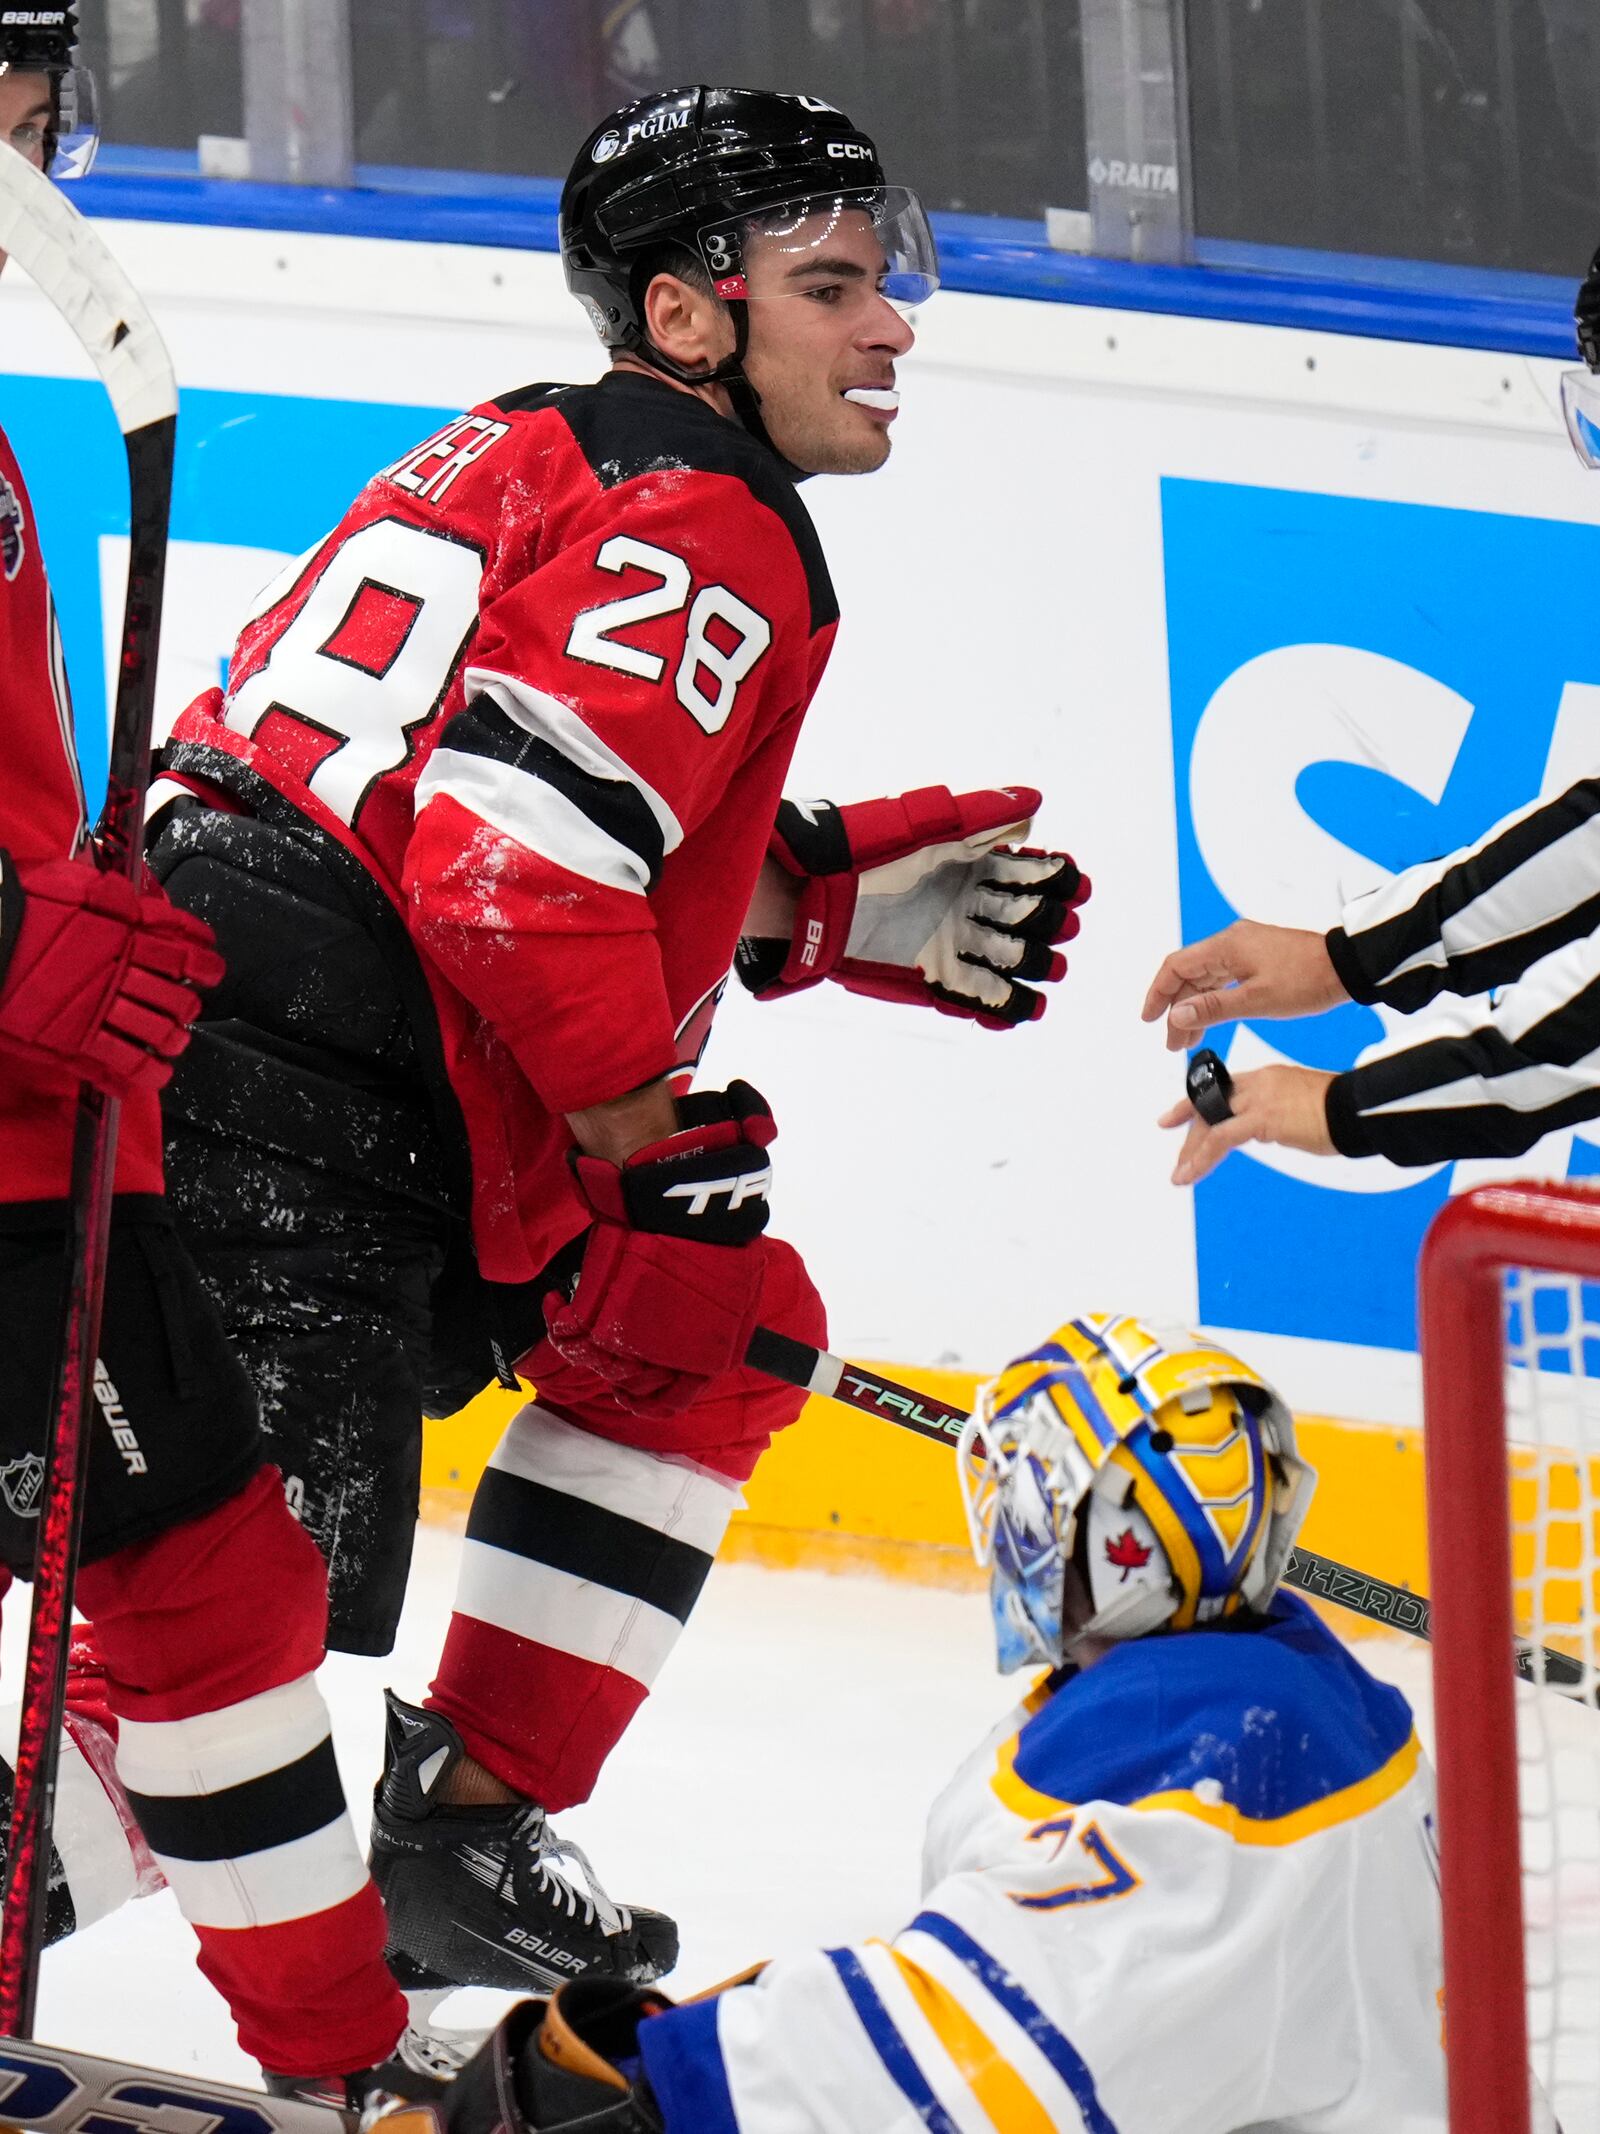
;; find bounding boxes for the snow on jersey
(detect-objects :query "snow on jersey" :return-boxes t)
[638,1596,1449,2133]
[0,422,163,1201]
[165,371,838,1280]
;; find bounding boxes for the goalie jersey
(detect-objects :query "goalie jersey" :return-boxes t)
[638,1595,1447,2132]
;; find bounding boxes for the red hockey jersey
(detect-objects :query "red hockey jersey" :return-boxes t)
[166,372,839,1280]
[0,423,163,1203]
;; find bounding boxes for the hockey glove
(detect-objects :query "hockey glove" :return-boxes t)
[442,1984,667,2134]
[526,1081,777,1420]
[0,849,224,1100]
[737,785,1089,1029]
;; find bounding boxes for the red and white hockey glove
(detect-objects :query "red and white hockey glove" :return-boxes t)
[525,1081,777,1420]
[0,849,224,1101]
[736,785,1089,1029]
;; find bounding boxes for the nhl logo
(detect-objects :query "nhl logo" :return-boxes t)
[591,129,622,164]
[0,1453,44,1520]
[0,472,25,584]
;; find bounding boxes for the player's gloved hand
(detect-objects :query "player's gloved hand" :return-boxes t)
[442,1983,669,2134]
[0,849,224,1100]
[736,785,1089,1029]
[525,1081,777,1420]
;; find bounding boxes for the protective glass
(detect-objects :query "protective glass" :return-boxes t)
[701,185,939,318]
[52,64,99,180]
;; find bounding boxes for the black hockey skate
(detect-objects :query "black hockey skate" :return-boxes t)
[370,1692,678,2016]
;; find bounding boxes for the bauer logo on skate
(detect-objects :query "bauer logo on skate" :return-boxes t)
[1164,477,1600,1354]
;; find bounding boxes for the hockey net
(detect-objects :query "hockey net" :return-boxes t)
[1421,1183,1600,2134]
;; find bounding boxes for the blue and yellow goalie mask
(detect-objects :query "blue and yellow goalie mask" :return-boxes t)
[957,1316,1314,1673]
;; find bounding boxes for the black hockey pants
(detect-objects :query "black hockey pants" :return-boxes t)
[151,804,548,1654]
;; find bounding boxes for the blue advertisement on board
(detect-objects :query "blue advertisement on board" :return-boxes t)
[1163,476,1600,1352]
[1,372,453,809]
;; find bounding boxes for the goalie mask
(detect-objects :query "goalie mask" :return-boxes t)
[0,6,98,179]
[958,1316,1314,1674]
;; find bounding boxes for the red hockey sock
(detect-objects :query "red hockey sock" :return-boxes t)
[78,1468,405,2077]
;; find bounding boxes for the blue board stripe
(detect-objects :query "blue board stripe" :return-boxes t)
[77,149,1577,359]
[826,1947,961,2134]
[907,1911,1120,2134]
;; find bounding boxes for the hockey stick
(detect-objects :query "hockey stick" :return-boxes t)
[745,1330,1599,1706]
[0,151,177,2035]
[0,2033,353,2134]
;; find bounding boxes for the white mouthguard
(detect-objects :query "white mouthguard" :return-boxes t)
[843,388,900,410]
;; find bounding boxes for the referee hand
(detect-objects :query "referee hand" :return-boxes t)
[1160,1064,1336,1185]
[1142,920,1349,1053]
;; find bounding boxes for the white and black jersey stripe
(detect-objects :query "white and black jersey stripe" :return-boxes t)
[414,667,681,895]
[1324,776,1600,1164]
[1327,775,1600,1014]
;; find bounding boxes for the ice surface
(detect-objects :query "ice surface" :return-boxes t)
[17,1532,1600,2132]
[24,1526,1006,2085]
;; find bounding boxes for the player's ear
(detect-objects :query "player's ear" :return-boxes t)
[640,269,735,374]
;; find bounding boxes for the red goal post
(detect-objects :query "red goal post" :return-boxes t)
[1421,1181,1600,2134]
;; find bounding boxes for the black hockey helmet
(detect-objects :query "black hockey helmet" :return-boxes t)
[560,86,936,448]
[0,5,99,178]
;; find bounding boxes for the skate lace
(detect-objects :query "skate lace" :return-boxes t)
[508,1806,632,1939]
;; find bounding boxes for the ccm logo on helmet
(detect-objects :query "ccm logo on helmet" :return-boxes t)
[827,141,873,161]
[663,1169,772,1219]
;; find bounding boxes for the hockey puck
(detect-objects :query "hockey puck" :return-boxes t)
[1187,1048,1235,1125]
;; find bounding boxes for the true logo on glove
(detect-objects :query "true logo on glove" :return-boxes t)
[662,1167,772,1220]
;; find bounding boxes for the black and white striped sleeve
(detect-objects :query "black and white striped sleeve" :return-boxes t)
[413,664,682,895]
[1327,928,1600,1164]
[1326,777,1600,1014]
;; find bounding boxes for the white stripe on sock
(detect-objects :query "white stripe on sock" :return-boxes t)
[493,1403,742,1556]
[153,1816,370,1932]
[453,1537,684,1688]
[115,1674,334,1797]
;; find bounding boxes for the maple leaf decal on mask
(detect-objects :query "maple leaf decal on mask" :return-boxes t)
[1104,1527,1153,1580]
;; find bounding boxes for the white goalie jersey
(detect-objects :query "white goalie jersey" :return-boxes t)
[637,1595,1448,2133]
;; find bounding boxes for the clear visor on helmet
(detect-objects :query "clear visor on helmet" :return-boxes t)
[700,184,939,321]
[0,61,98,180]
[51,63,99,180]
[1561,366,1600,470]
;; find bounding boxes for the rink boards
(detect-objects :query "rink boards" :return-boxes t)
[1,207,1596,1455]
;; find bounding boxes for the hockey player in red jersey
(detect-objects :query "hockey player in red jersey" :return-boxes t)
[0,10,414,2102]
[146,86,1087,2014]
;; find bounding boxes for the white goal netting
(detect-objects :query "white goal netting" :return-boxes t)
[1503,1265,1600,2134]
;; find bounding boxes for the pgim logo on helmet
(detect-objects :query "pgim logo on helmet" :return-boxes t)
[590,104,690,162]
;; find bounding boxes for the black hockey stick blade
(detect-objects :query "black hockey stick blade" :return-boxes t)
[0,2034,355,2134]
[1283,1545,1596,1704]
[747,1330,1600,1707]
[0,148,178,2036]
